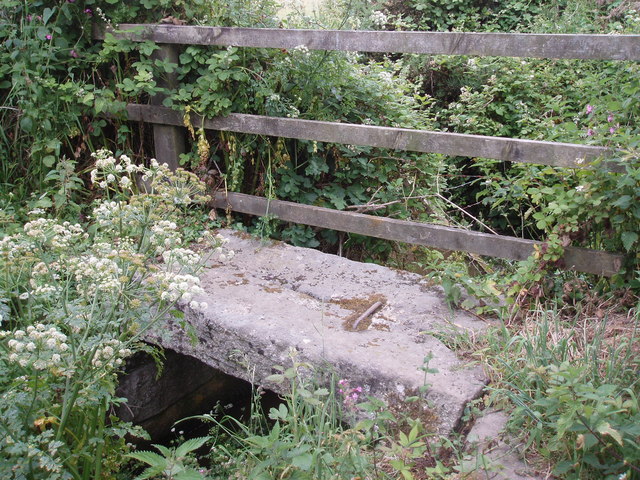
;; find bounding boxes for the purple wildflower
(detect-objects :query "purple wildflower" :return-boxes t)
[610,126,616,134]
[84,8,92,16]
[586,104,593,114]
[607,114,614,122]
[587,128,595,136]
[70,50,78,58]
[45,34,52,40]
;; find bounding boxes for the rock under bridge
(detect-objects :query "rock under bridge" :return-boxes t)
[148,229,488,435]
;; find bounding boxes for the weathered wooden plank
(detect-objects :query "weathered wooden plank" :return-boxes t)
[126,104,622,171]
[150,45,185,170]
[94,24,640,61]
[212,192,623,276]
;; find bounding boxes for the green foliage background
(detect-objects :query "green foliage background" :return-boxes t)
[1,0,640,478]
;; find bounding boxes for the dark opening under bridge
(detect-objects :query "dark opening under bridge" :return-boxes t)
[97,24,637,475]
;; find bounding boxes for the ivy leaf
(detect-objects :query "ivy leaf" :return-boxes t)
[621,231,638,252]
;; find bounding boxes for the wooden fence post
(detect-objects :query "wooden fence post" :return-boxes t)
[150,44,185,170]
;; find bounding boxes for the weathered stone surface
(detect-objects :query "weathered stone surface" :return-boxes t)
[149,229,488,434]
[462,410,544,479]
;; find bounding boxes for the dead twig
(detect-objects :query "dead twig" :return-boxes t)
[353,301,384,329]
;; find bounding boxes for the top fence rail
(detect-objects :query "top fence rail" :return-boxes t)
[95,24,640,61]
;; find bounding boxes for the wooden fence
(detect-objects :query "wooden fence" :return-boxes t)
[95,25,640,276]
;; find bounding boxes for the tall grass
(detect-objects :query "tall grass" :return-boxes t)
[487,304,640,479]
[191,360,381,479]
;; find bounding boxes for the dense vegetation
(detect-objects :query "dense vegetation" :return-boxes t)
[0,0,638,478]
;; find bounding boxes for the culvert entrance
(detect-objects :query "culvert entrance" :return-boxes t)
[115,348,279,443]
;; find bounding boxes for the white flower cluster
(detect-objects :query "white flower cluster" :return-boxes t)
[91,339,132,368]
[377,71,393,86]
[292,44,310,58]
[49,222,87,248]
[140,158,170,184]
[91,238,137,258]
[370,10,388,27]
[1,324,69,371]
[28,262,62,299]
[92,200,143,229]
[90,149,143,190]
[0,234,35,260]
[162,247,201,270]
[23,218,88,249]
[69,255,122,296]
[348,17,362,29]
[212,245,235,262]
[150,220,183,254]
[286,106,300,119]
[23,218,55,242]
[154,272,205,303]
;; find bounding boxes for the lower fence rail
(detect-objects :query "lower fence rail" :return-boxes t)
[212,192,624,277]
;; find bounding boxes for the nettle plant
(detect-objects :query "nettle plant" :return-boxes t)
[0,149,230,479]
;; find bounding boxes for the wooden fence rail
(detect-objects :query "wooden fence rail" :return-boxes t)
[96,25,640,60]
[212,192,623,276]
[94,24,638,276]
[126,104,622,172]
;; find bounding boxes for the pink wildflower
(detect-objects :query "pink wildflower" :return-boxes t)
[70,50,78,58]
[45,34,52,40]
[610,126,616,134]
[587,128,595,136]
[608,114,614,122]
[586,104,593,114]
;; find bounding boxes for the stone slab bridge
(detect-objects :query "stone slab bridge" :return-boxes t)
[149,228,487,435]
[104,24,636,444]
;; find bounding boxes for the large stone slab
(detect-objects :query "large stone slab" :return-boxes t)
[151,229,488,434]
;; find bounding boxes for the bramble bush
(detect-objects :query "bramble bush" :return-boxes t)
[0,149,230,479]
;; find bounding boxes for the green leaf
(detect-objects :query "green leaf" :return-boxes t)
[153,444,172,458]
[612,195,631,209]
[175,436,211,457]
[291,452,313,470]
[20,116,33,132]
[596,422,624,446]
[43,155,56,167]
[43,7,55,25]
[390,459,407,470]
[175,469,206,480]
[264,373,284,384]
[553,461,575,475]
[355,419,374,430]
[127,450,167,467]
[621,231,638,252]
